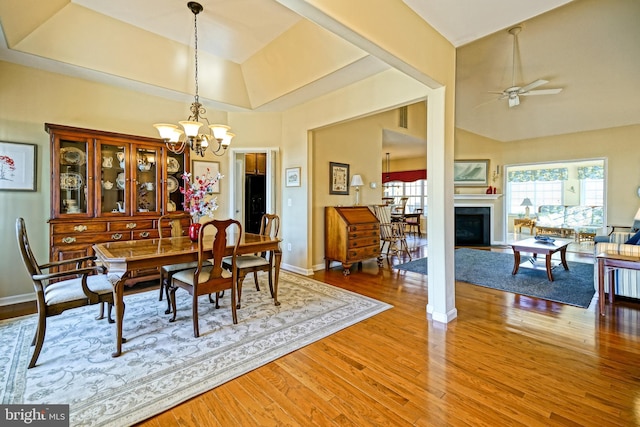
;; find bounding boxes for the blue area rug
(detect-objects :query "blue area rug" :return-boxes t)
[394,248,595,308]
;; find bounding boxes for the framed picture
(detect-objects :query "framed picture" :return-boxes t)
[329,162,349,195]
[0,141,37,191]
[454,159,489,186]
[191,160,221,193]
[286,167,301,187]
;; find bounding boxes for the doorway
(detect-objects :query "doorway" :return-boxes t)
[231,149,277,234]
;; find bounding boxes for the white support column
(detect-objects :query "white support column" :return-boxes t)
[426,87,457,323]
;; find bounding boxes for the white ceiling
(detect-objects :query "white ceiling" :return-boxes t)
[1,0,637,152]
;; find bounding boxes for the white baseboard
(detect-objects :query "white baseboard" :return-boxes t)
[0,293,35,307]
[281,264,313,276]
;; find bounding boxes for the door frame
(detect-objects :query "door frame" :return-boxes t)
[227,148,278,227]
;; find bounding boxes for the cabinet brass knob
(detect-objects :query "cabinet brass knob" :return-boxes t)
[140,231,150,238]
[73,225,88,232]
[112,233,123,240]
[62,237,76,244]
[126,223,137,229]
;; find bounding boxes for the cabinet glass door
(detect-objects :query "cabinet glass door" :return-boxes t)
[166,152,186,213]
[99,144,127,214]
[135,147,160,213]
[59,139,89,215]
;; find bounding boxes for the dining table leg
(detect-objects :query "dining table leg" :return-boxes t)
[273,248,282,306]
[109,272,130,357]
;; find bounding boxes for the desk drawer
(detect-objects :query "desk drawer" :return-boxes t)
[346,245,379,262]
[348,228,379,240]
[348,223,378,233]
[348,236,380,248]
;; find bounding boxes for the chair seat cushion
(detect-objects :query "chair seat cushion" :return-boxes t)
[222,255,269,269]
[162,260,211,273]
[173,266,232,284]
[44,275,113,305]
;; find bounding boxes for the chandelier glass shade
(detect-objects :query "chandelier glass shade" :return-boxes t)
[153,2,234,157]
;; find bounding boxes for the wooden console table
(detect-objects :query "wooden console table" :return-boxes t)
[513,218,536,234]
[596,252,640,316]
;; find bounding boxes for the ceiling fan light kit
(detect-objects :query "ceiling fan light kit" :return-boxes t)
[492,25,563,108]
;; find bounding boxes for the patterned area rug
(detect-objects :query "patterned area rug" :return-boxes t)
[394,248,595,308]
[0,272,391,426]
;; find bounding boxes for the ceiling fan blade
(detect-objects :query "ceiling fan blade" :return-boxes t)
[519,79,549,93]
[520,88,563,96]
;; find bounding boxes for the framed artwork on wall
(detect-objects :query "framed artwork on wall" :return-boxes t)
[453,159,489,186]
[192,160,221,193]
[0,141,37,191]
[329,162,349,195]
[285,167,301,187]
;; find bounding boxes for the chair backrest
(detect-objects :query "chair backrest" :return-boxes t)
[16,217,42,278]
[371,205,395,240]
[158,212,191,238]
[198,219,242,279]
[382,197,395,206]
[259,213,280,238]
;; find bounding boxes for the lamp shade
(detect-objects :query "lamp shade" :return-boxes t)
[520,198,533,207]
[350,174,364,187]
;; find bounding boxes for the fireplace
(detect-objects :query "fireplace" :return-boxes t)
[455,207,491,246]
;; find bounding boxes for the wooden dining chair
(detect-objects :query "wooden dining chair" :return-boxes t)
[405,208,423,237]
[16,217,114,368]
[157,212,199,314]
[169,219,242,337]
[222,213,279,309]
[371,205,412,260]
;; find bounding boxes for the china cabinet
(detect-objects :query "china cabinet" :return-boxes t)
[46,123,190,282]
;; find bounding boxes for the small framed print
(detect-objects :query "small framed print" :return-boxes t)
[453,159,489,186]
[0,141,37,191]
[286,167,301,187]
[191,160,221,193]
[329,162,349,195]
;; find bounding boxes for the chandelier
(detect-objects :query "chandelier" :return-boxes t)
[154,1,234,157]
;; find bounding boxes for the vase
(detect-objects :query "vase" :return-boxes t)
[188,223,201,242]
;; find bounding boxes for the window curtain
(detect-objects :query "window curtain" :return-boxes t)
[507,167,568,182]
[577,165,604,179]
[382,169,426,184]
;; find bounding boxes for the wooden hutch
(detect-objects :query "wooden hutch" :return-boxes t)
[46,123,190,284]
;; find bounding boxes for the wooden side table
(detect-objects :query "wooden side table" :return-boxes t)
[514,218,536,234]
[596,253,640,316]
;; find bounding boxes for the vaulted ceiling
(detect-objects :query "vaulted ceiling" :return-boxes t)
[1,0,638,149]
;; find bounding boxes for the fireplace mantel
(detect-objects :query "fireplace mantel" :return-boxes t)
[454,194,502,200]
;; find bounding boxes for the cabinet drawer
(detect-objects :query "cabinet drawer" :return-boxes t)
[53,231,131,245]
[348,236,380,248]
[51,222,107,234]
[133,229,158,239]
[347,223,378,233]
[346,245,379,262]
[109,220,154,231]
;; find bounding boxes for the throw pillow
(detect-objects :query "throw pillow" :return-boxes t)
[625,230,640,245]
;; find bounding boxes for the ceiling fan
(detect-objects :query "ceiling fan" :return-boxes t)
[490,26,563,108]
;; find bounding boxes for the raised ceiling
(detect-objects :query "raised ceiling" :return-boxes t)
[1,0,637,146]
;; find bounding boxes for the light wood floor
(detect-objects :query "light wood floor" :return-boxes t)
[137,241,640,426]
[5,240,640,426]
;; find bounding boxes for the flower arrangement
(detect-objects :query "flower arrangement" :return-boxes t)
[180,168,223,222]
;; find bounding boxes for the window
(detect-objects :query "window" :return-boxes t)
[581,179,604,206]
[384,179,427,213]
[508,181,563,215]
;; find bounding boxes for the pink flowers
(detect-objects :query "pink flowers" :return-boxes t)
[0,155,16,181]
[180,169,222,222]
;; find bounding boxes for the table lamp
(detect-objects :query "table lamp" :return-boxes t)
[521,198,533,218]
[350,174,364,205]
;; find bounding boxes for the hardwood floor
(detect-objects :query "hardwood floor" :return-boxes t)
[138,241,640,426]
[5,239,640,426]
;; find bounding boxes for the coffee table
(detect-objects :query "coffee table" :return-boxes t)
[510,237,573,281]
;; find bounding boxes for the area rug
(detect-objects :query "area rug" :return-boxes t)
[0,272,391,426]
[394,248,595,308]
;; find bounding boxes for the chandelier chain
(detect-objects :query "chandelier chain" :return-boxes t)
[193,9,199,107]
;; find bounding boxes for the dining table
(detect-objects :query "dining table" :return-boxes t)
[93,232,282,357]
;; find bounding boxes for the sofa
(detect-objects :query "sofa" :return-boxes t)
[594,230,640,300]
[535,205,604,240]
